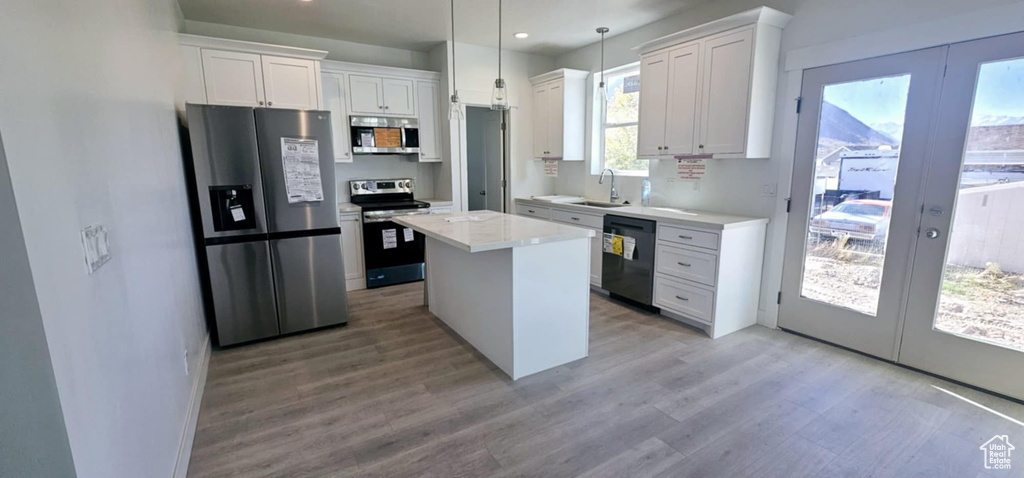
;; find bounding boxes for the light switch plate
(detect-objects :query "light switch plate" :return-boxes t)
[80,224,111,274]
[760,182,778,197]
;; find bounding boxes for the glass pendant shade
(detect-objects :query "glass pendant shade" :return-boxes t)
[490,79,509,111]
[449,92,463,120]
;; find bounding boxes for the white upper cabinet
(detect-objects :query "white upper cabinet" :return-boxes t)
[636,7,791,159]
[201,49,266,107]
[261,55,320,110]
[416,80,443,162]
[700,28,754,155]
[348,75,384,114]
[179,35,327,111]
[529,69,588,161]
[382,78,415,116]
[321,72,352,163]
[637,51,670,158]
[348,75,415,116]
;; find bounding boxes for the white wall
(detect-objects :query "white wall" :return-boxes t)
[448,42,556,208]
[335,157,437,202]
[551,0,1024,326]
[0,1,208,477]
[184,20,431,70]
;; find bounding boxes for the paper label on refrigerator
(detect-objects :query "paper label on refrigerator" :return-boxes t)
[382,229,397,249]
[281,138,324,203]
[403,228,414,242]
[623,236,636,261]
[229,205,246,222]
[544,160,558,177]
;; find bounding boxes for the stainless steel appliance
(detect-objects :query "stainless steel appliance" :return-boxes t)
[185,104,349,347]
[349,179,430,288]
[602,215,658,309]
[350,116,419,155]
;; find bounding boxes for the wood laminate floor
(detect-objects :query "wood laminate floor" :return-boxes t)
[188,282,1024,478]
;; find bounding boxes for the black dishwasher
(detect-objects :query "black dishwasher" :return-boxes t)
[602,215,658,309]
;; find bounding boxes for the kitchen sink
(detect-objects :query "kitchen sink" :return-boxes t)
[580,201,626,208]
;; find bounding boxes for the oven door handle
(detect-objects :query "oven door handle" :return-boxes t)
[363,210,431,223]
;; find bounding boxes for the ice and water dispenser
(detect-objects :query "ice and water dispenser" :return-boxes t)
[209,185,257,232]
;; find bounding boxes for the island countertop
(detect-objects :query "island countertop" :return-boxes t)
[394,210,595,253]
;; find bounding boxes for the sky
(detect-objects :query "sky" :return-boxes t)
[822,56,1024,129]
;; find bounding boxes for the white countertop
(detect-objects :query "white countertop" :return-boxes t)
[516,197,768,230]
[394,210,595,253]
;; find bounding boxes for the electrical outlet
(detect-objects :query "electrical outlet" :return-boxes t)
[183,350,189,375]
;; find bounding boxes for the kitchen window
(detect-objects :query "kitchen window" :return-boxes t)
[593,64,646,175]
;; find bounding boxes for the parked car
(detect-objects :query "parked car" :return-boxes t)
[809,199,892,242]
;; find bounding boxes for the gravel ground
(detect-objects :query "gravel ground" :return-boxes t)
[801,253,1024,352]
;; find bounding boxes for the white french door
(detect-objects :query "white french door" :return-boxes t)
[779,47,947,360]
[781,32,1024,400]
[899,32,1024,400]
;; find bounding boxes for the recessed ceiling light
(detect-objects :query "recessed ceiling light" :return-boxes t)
[513,32,529,39]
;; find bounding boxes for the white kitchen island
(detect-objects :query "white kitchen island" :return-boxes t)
[394,210,594,380]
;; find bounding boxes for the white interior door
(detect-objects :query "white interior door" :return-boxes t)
[899,32,1024,400]
[779,47,947,360]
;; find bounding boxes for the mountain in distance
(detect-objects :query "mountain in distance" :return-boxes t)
[817,101,897,157]
[868,121,904,142]
[972,114,1024,126]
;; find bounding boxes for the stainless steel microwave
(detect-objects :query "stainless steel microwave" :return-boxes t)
[350,116,419,155]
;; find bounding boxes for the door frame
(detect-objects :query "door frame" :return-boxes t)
[778,46,948,360]
[456,91,512,213]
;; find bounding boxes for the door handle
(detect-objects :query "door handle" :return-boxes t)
[677,262,691,267]
[479,190,486,195]
[678,235,693,240]
[924,228,940,239]
[675,295,689,301]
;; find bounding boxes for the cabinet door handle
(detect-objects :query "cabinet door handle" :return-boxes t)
[678,235,693,240]
[527,209,535,213]
[675,295,689,301]
[571,217,580,221]
[268,101,273,106]
[657,146,663,150]
[677,262,691,267]
[699,144,704,149]
[258,100,265,106]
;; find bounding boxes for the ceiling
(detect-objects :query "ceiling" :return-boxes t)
[177,0,714,57]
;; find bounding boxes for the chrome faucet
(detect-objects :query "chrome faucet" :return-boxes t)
[599,168,620,203]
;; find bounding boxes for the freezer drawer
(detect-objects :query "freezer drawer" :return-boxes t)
[206,241,279,346]
[270,233,349,334]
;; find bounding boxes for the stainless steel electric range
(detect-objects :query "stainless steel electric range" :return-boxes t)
[349,178,430,289]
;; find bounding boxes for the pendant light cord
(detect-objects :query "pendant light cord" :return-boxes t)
[493,0,497,79]
[600,29,605,89]
[451,0,457,92]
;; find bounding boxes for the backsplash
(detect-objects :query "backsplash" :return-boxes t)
[335,155,438,202]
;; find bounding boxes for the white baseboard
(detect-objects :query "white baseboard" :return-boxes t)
[173,334,211,478]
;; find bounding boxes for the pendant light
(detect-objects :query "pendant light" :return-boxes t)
[596,27,609,94]
[490,0,510,110]
[449,0,463,120]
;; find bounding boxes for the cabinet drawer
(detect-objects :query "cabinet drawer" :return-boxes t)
[515,204,551,219]
[655,275,714,323]
[550,208,602,229]
[657,224,719,251]
[656,244,717,286]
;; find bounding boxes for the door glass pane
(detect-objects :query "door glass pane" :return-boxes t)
[935,57,1024,351]
[800,75,912,315]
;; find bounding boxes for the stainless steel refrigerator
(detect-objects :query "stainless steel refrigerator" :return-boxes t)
[185,104,348,346]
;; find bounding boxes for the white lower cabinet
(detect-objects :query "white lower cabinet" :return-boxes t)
[521,204,602,288]
[653,222,765,339]
[339,213,365,291]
